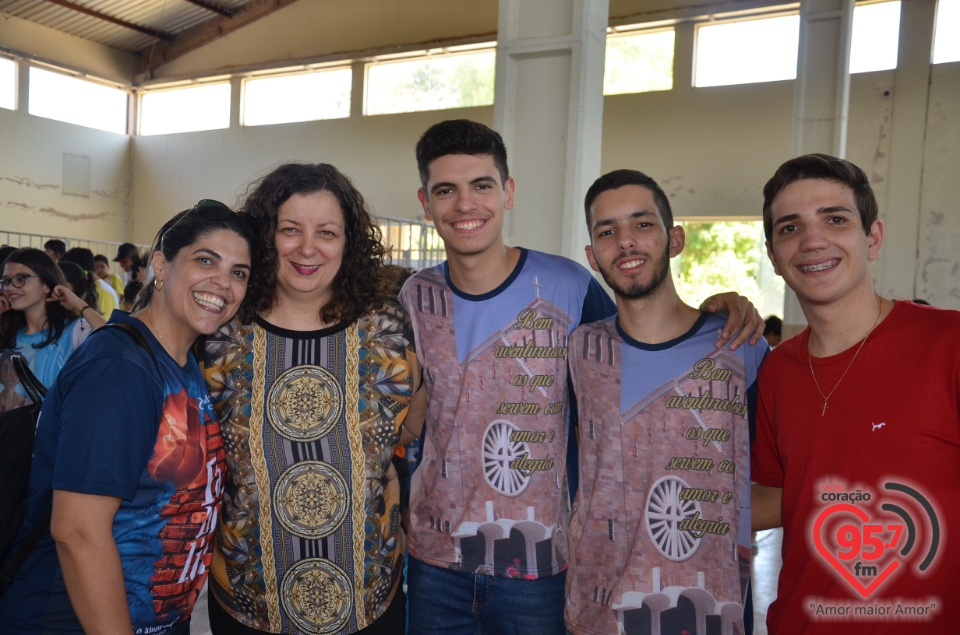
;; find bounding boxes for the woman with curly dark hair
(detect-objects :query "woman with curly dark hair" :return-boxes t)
[236,162,392,327]
[203,163,424,635]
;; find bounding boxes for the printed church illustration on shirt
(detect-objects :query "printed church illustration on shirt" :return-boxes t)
[406,263,584,579]
[568,317,755,635]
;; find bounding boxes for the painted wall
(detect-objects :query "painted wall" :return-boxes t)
[0,99,132,243]
[6,64,958,306]
[129,62,960,310]
[0,1,957,308]
[0,13,134,82]
[123,75,904,232]
[129,107,492,233]
[601,81,794,218]
[0,13,134,245]
[916,62,960,308]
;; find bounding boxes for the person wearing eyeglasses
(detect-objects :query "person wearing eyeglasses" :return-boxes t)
[202,163,425,635]
[0,248,106,399]
[0,203,253,634]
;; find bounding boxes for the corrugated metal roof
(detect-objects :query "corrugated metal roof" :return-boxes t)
[0,0,257,54]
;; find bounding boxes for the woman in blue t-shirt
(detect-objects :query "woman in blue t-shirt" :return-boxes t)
[0,203,254,634]
[0,248,106,402]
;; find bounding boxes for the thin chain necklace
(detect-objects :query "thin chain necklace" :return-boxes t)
[808,295,883,417]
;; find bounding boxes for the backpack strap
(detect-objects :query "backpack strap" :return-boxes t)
[11,354,45,405]
[0,359,47,596]
[0,508,50,595]
[98,321,161,375]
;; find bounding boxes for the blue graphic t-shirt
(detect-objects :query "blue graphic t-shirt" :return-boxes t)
[0,311,226,634]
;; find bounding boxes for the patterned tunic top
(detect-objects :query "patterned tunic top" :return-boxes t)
[203,301,416,634]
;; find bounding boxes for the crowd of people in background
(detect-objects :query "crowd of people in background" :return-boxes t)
[0,119,956,635]
[0,240,152,415]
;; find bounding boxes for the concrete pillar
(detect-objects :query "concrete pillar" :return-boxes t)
[880,0,936,300]
[793,0,854,158]
[672,21,695,94]
[782,0,854,338]
[350,60,365,119]
[17,57,28,113]
[493,0,609,265]
[230,75,242,129]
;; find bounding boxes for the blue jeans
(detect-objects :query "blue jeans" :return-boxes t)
[407,556,566,635]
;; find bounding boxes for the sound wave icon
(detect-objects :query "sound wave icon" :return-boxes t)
[882,482,940,572]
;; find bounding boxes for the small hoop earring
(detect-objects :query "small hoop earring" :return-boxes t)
[155,278,164,291]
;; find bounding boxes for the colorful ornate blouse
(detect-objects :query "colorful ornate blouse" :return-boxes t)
[203,301,416,634]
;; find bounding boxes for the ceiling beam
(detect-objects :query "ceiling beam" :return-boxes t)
[46,0,174,41]
[183,0,237,18]
[136,0,304,77]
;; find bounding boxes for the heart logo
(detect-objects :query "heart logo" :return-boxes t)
[812,504,901,598]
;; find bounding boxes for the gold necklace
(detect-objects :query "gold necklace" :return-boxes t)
[808,295,883,417]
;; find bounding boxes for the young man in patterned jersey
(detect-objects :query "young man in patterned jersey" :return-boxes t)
[400,119,762,633]
[565,169,766,635]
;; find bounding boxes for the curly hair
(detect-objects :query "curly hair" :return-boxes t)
[237,163,390,326]
[0,248,74,350]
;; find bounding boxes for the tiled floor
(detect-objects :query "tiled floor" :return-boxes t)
[192,532,784,634]
[192,584,213,635]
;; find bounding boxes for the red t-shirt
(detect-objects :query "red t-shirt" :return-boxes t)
[752,301,960,634]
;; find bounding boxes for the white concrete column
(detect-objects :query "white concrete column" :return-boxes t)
[127,86,137,136]
[350,60,365,119]
[880,0,936,300]
[793,0,854,158]
[672,21,695,94]
[230,75,242,128]
[782,0,854,338]
[493,0,609,265]
[17,57,29,113]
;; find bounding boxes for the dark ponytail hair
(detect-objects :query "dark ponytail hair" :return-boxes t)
[60,247,102,311]
[58,261,99,313]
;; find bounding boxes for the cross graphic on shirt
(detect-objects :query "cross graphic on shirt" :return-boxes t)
[531,276,543,298]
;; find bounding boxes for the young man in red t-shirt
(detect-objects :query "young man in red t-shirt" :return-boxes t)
[752,154,960,634]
